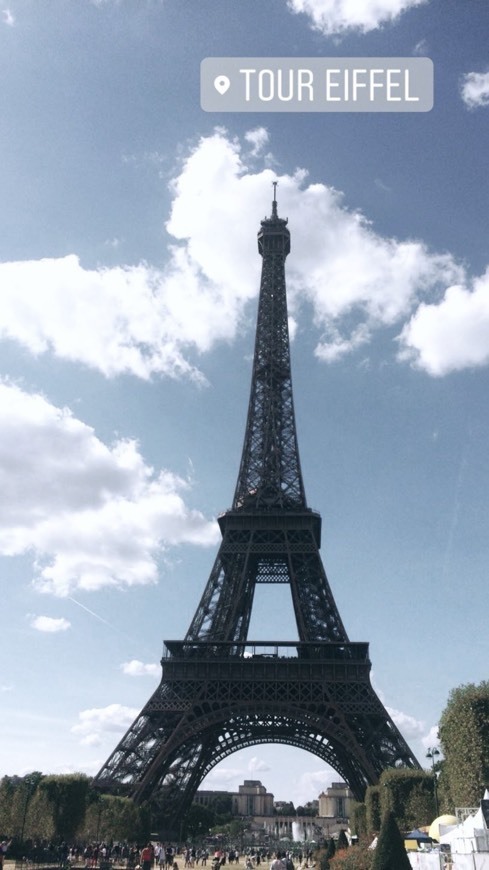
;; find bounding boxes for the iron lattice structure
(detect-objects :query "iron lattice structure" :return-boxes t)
[93,192,419,833]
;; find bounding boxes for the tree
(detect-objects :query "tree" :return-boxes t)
[336,830,348,850]
[365,787,381,835]
[371,811,410,870]
[378,769,436,831]
[0,773,45,846]
[325,838,336,860]
[83,793,144,842]
[208,793,232,822]
[349,802,367,838]
[316,842,333,870]
[182,803,215,840]
[296,803,316,817]
[40,774,90,842]
[275,802,295,816]
[0,776,21,836]
[19,773,44,844]
[439,680,489,806]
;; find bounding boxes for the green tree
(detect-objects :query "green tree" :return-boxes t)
[83,793,143,842]
[337,830,348,850]
[0,773,45,845]
[325,837,336,860]
[378,769,436,831]
[439,680,489,806]
[40,774,90,842]
[371,811,410,870]
[182,803,216,840]
[365,787,381,835]
[19,773,44,844]
[208,794,232,821]
[275,802,295,816]
[0,776,21,836]
[316,844,332,870]
[349,802,366,838]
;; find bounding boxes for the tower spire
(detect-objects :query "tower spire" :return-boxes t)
[232,186,300,511]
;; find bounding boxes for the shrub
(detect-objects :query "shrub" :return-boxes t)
[329,844,374,869]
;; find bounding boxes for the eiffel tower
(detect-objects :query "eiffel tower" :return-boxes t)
[94,185,419,832]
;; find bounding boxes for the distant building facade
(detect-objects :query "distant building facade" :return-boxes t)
[194,788,230,809]
[233,780,274,817]
[195,780,352,842]
[318,783,353,821]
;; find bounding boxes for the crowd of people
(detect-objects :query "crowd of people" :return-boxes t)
[0,838,317,870]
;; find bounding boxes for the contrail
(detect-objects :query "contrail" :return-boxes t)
[68,596,114,627]
[441,428,470,582]
[67,595,152,652]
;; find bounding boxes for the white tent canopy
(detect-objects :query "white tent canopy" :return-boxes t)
[440,793,489,855]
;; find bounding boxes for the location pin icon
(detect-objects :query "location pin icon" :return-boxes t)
[214,75,230,95]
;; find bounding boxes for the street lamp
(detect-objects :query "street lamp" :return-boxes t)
[426,747,440,818]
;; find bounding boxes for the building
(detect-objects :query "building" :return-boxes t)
[233,780,275,817]
[195,780,351,844]
[318,783,353,821]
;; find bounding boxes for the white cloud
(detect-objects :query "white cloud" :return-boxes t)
[294,769,335,806]
[0,381,219,596]
[0,128,472,374]
[72,703,138,746]
[461,70,489,109]
[203,765,245,787]
[30,615,71,632]
[387,706,425,739]
[413,38,429,56]
[121,659,160,677]
[286,0,428,36]
[166,130,460,364]
[0,255,208,382]
[421,724,440,750]
[2,8,15,25]
[244,127,270,157]
[398,270,489,375]
[248,755,271,773]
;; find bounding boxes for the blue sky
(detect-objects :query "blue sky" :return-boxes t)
[1,0,489,808]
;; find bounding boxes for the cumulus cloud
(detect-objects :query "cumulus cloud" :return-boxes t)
[0,256,208,382]
[2,8,15,25]
[248,755,271,773]
[286,0,428,36]
[387,706,425,739]
[30,615,71,632]
[398,270,489,375]
[0,127,462,378]
[167,130,462,364]
[121,659,160,677]
[294,769,335,806]
[244,127,270,157]
[0,381,219,596]
[72,703,139,746]
[461,70,489,109]
[421,724,440,750]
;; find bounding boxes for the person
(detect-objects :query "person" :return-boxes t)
[0,840,12,870]
[270,853,285,870]
[141,844,154,870]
